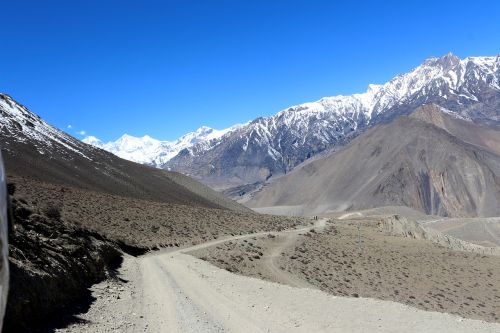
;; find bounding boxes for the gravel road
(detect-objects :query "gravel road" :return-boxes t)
[57,220,500,333]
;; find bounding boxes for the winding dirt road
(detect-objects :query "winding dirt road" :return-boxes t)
[57,219,500,333]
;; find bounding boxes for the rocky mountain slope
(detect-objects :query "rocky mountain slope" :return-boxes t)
[247,105,500,217]
[0,93,250,213]
[164,53,500,189]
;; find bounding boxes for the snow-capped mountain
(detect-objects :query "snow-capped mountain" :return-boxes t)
[83,124,246,167]
[165,53,500,189]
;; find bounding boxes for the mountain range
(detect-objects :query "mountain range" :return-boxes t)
[83,53,500,191]
[83,124,246,167]
[3,52,500,218]
[246,104,500,217]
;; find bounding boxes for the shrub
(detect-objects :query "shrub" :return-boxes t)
[7,183,16,195]
[43,204,62,221]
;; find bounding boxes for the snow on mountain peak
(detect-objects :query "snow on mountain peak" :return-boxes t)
[423,52,460,69]
[276,53,498,122]
[232,53,499,140]
[164,53,500,188]
[83,124,243,167]
[81,135,103,146]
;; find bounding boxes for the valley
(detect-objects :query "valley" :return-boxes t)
[1,52,500,333]
[86,54,500,194]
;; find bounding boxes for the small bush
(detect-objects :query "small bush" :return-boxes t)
[43,205,62,221]
[15,205,32,220]
[7,183,16,196]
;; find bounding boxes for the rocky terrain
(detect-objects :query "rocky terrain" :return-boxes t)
[422,217,500,248]
[52,219,499,333]
[248,105,500,217]
[2,175,304,333]
[5,185,122,332]
[379,214,500,256]
[9,176,303,252]
[2,53,500,332]
[3,177,305,333]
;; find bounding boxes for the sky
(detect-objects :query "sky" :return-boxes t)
[1,0,500,142]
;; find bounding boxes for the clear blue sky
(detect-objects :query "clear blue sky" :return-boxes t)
[2,0,500,141]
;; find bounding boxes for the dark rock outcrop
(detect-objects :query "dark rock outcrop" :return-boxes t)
[4,194,121,333]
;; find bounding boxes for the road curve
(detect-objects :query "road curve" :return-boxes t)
[57,219,500,333]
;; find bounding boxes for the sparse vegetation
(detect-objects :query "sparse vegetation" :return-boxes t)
[9,176,305,251]
[195,219,500,323]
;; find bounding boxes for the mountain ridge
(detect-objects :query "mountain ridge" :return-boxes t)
[41,53,500,191]
[246,104,500,217]
[165,53,500,189]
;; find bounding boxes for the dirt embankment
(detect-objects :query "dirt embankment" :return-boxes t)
[380,214,500,256]
[195,219,500,323]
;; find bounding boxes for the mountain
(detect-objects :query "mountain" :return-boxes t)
[0,93,250,212]
[83,124,246,167]
[165,53,500,190]
[246,105,500,218]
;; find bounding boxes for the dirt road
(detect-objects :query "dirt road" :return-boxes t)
[257,218,327,288]
[57,220,500,333]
